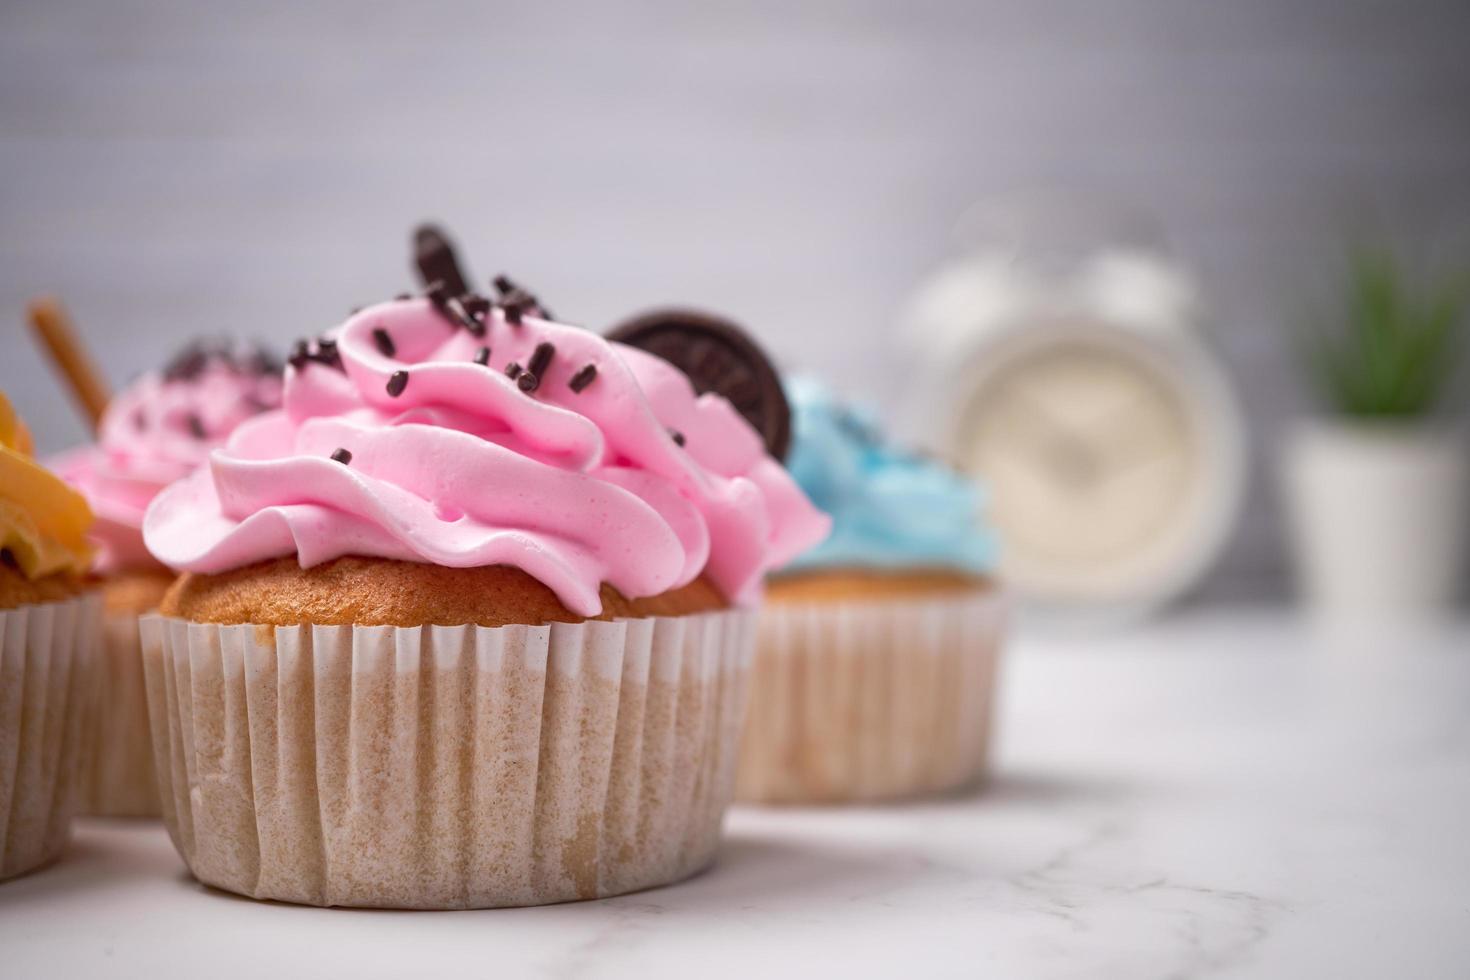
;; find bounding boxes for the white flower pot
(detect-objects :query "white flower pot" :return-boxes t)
[1284,421,1468,619]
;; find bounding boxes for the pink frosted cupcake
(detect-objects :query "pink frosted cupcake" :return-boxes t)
[139,283,826,908]
[51,341,282,816]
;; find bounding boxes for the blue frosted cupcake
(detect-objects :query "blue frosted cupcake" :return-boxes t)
[738,378,1007,804]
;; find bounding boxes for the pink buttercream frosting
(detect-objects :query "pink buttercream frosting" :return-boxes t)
[52,347,284,575]
[143,299,830,616]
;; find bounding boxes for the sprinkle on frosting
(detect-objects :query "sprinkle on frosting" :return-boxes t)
[492,275,553,322]
[569,364,597,393]
[142,297,831,616]
[372,328,396,357]
[386,370,409,397]
[447,296,486,337]
[316,341,343,371]
[474,346,491,366]
[414,224,471,298]
[528,342,555,379]
[331,448,352,465]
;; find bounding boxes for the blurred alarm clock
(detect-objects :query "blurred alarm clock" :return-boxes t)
[902,196,1247,626]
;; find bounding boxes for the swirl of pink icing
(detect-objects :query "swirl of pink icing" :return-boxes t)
[52,349,284,575]
[143,299,830,616]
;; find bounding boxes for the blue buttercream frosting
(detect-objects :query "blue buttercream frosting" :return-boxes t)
[782,377,997,575]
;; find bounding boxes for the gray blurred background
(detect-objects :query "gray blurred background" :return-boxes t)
[2,0,1468,601]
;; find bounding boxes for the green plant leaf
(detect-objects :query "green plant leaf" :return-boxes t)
[1297,246,1468,417]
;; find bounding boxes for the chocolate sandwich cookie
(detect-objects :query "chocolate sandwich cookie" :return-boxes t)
[605,308,791,461]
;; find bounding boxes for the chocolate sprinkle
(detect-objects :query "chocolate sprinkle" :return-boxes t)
[289,339,311,370]
[394,292,412,301]
[248,349,283,376]
[166,339,283,381]
[505,362,523,380]
[568,364,597,393]
[448,296,487,337]
[527,342,555,378]
[314,337,342,370]
[186,414,206,439]
[474,346,491,366]
[372,327,396,357]
[163,345,208,381]
[493,274,552,322]
[331,448,352,465]
[670,429,686,447]
[517,371,539,393]
[413,225,470,298]
[386,370,409,397]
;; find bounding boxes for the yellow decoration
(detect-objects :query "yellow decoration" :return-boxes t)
[0,391,94,579]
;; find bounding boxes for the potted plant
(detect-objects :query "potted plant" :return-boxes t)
[1285,247,1468,618]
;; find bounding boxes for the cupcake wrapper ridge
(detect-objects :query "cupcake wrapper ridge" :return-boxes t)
[140,608,755,909]
[738,590,1006,804]
[78,611,161,818]
[0,593,102,880]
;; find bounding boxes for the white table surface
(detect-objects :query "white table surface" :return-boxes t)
[3,609,1467,980]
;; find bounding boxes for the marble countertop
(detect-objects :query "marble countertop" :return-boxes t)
[2,609,1466,979]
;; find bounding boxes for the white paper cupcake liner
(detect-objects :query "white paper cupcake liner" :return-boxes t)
[140,608,756,909]
[737,589,1006,804]
[0,592,102,880]
[78,611,160,818]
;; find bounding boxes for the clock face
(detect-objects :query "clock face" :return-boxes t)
[953,328,1217,603]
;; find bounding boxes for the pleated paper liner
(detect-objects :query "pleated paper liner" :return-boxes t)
[0,592,102,880]
[77,611,160,817]
[140,608,756,909]
[737,589,1006,804]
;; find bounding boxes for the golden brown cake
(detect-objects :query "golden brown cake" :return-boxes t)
[161,557,726,627]
[100,568,176,617]
[766,567,989,603]
[0,556,88,609]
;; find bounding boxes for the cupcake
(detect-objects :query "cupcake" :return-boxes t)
[50,340,283,817]
[737,377,1006,804]
[0,391,102,880]
[139,286,827,908]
